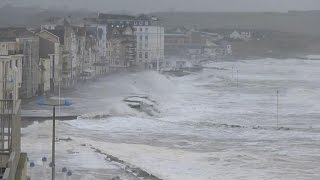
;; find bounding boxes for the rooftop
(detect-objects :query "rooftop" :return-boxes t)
[107,24,134,36]
[0,27,33,40]
[46,28,65,45]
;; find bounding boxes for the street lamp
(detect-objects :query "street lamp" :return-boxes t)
[236,70,239,88]
[37,98,72,180]
[276,90,279,128]
[29,161,35,179]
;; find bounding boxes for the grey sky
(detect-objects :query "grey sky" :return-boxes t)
[4,0,320,12]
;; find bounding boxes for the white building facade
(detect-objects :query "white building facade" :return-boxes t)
[134,23,164,67]
[97,14,164,69]
[230,30,252,41]
[230,30,241,39]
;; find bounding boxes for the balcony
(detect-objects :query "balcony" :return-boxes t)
[0,99,26,180]
[0,100,13,114]
[7,50,23,56]
[62,70,71,76]
[62,50,69,55]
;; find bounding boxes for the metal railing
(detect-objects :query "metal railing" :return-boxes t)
[0,100,13,153]
[7,50,23,56]
[0,100,21,180]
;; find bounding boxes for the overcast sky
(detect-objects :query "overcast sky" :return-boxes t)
[4,0,320,12]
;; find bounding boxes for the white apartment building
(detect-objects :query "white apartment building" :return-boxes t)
[134,22,164,68]
[97,13,164,69]
[230,30,252,41]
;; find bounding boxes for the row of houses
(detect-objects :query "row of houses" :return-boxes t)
[229,30,252,41]
[0,13,164,100]
[164,27,232,59]
[0,28,27,180]
[0,14,165,179]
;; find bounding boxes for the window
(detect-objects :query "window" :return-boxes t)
[145,28,148,32]
[139,35,143,41]
[145,43,148,48]
[140,28,143,32]
[9,60,12,69]
[139,52,142,58]
[139,43,142,49]
[145,52,148,59]
[15,60,18,67]
[145,21,149,26]
[145,36,148,40]
[63,62,68,67]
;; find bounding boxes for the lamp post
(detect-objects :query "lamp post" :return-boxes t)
[29,161,35,179]
[12,66,19,112]
[37,98,72,180]
[236,70,239,88]
[277,90,279,128]
[231,66,234,79]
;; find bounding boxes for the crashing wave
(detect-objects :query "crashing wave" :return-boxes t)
[79,103,138,119]
[123,95,160,116]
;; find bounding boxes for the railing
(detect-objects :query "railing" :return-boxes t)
[1,152,15,180]
[62,70,71,75]
[1,167,10,180]
[7,50,23,56]
[0,101,13,115]
[0,100,21,180]
[0,100,13,153]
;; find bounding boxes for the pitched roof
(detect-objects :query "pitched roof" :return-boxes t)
[107,24,134,38]
[39,30,63,44]
[47,28,65,45]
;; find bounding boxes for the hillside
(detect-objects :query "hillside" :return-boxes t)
[153,11,320,36]
[1,6,320,36]
[1,7,320,57]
